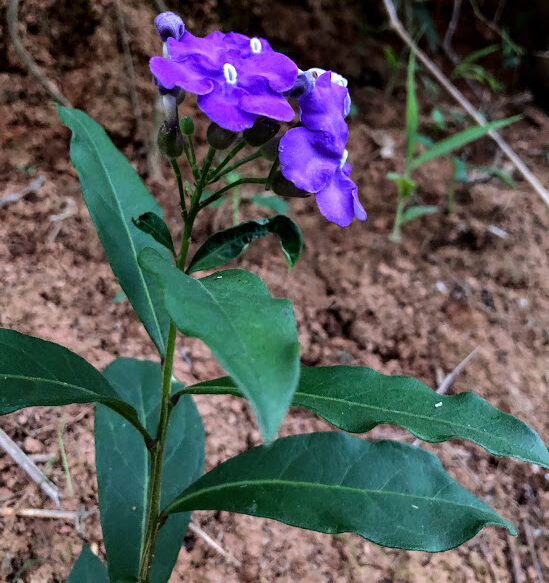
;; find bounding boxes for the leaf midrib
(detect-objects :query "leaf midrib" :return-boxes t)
[167,479,500,517]
[176,274,271,422]
[66,111,165,354]
[0,373,111,398]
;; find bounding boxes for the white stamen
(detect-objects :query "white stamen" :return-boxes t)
[223,63,238,85]
[250,37,262,54]
[339,149,349,169]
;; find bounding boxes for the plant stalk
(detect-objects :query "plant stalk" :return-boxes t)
[137,163,204,583]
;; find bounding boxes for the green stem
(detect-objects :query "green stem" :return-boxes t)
[232,189,240,225]
[137,160,204,583]
[200,147,216,187]
[208,151,262,185]
[137,321,177,583]
[170,159,187,218]
[207,140,246,180]
[390,197,405,243]
[200,178,266,209]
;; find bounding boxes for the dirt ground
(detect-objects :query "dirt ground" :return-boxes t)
[0,1,548,582]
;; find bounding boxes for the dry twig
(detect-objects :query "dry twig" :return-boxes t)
[47,197,76,246]
[381,0,549,207]
[0,428,60,507]
[188,522,241,567]
[523,520,546,583]
[0,176,45,209]
[507,532,525,583]
[0,506,96,534]
[7,0,71,107]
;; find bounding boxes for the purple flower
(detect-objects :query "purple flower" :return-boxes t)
[278,71,366,227]
[150,30,298,132]
[154,12,185,42]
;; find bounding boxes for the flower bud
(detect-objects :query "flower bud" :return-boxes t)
[180,115,195,136]
[259,135,281,161]
[271,171,310,198]
[153,76,185,104]
[206,122,238,150]
[154,12,185,42]
[284,70,314,99]
[157,120,184,159]
[243,116,280,147]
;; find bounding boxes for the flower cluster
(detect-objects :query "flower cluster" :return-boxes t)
[279,71,366,227]
[151,18,297,132]
[150,11,366,227]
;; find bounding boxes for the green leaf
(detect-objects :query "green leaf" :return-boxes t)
[452,157,469,182]
[184,367,549,468]
[132,212,175,256]
[410,116,521,170]
[475,166,517,189]
[139,248,300,441]
[187,215,302,273]
[250,194,289,214]
[67,546,109,583]
[387,173,416,199]
[0,329,146,438]
[405,52,418,167]
[431,108,446,131]
[95,358,204,583]
[400,205,439,225]
[112,289,127,304]
[57,106,170,355]
[164,432,515,552]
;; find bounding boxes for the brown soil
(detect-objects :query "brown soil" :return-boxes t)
[1,2,548,582]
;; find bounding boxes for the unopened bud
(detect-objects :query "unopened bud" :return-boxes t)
[284,70,314,99]
[259,135,281,161]
[180,116,195,136]
[271,171,310,198]
[157,120,184,159]
[153,76,185,105]
[206,122,237,150]
[243,116,280,147]
[154,12,185,42]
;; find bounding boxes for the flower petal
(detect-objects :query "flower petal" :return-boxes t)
[166,31,226,66]
[239,52,298,92]
[150,56,214,95]
[314,171,361,227]
[279,127,340,193]
[299,71,349,137]
[197,85,256,131]
[240,83,295,122]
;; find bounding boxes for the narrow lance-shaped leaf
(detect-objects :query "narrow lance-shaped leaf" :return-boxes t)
[67,546,109,583]
[184,366,549,468]
[400,205,438,225]
[139,248,300,442]
[57,106,171,354]
[163,432,515,552]
[410,115,521,170]
[95,358,204,583]
[132,211,176,256]
[187,215,302,273]
[405,51,418,167]
[0,329,148,440]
